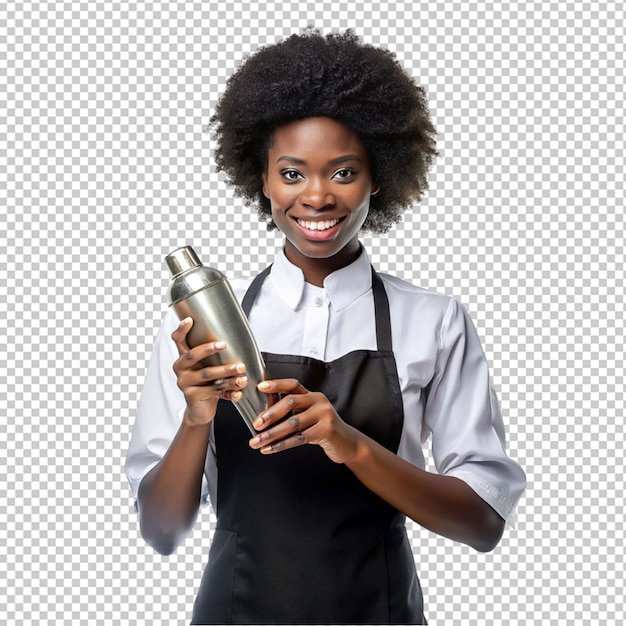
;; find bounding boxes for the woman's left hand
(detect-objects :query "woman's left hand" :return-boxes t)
[249,380,505,552]
[249,378,360,464]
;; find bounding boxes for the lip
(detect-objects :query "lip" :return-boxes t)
[292,216,346,241]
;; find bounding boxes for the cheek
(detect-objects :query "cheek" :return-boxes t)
[268,194,289,225]
[267,184,296,212]
[347,181,374,205]
[352,188,373,213]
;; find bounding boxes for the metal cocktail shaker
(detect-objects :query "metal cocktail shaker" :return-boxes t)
[165,246,270,435]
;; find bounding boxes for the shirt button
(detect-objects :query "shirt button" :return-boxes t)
[310,347,319,356]
[314,297,324,307]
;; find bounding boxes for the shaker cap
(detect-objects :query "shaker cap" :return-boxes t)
[164,246,202,278]
[164,245,226,305]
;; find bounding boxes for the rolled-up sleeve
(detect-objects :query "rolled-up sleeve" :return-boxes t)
[424,299,526,520]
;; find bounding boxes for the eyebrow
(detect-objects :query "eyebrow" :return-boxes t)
[274,154,363,165]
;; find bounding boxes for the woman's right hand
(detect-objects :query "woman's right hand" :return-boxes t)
[171,317,248,426]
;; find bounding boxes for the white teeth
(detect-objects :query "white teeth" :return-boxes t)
[297,218,340,231]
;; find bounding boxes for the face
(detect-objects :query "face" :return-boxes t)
[262,117,378,272]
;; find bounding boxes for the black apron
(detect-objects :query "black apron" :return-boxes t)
[191,266,425,624]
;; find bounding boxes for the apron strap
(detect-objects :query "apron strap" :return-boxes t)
[240,264,393,352]
[371,267,393,352]
[241,265,272,316]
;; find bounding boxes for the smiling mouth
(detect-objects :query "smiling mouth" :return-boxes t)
[296,217,345,231]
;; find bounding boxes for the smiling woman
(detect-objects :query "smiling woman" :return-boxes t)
[125,29,526,625]
[211,29,437,234]
[263,117,379,285]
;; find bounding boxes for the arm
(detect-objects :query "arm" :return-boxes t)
[136,318,248,555]
[249,379,504,553]
[137,418,212,555]
[248,300,523,552]
[346,428,505,552]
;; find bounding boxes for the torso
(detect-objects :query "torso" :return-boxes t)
[191,267,425,625]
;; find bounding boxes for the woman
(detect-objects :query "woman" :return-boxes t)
[126,30,526,624]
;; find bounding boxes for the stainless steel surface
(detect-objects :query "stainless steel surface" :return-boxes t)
[165,246,270,435]
[164,246,202,277]
[165,246,225,304]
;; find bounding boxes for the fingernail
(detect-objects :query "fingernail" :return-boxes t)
[249,436,260,446]
[236,376,247,386]
[257,381,271,390]
[214,341,227,349]
[253,415,264,429]
[234,363,246,373]
[182,317,192,325]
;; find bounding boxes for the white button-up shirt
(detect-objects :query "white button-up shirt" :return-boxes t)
[126,246,526,520]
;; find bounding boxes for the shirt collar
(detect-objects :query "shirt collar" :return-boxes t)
[268,244,373,312]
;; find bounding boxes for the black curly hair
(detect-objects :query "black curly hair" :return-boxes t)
[210,30,437,233]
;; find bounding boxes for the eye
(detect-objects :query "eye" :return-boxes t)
[280,169,303,182]
[332,168,357,181]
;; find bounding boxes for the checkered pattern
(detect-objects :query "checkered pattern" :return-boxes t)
[1,1,624,624]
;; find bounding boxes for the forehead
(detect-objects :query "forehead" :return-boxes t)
[268,117,368,159]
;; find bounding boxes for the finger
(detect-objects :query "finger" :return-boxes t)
[187,370,248,397]
[209,377,248,400]
[257,378,308,396]
[190,374,248,404]
[252,379,308,429]
[171,318,229,363]
[260,429,309,454]
[171,317,194,355]
[174,340,228,374]
[250,418,310,453]
[251,391,315,431]
[198,361,246,384]
[250,412,299,445]
[225,389,244,403]
[175,360,247,404]
[206,374,248,391]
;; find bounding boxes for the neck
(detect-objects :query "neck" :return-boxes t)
[284,240,362,287]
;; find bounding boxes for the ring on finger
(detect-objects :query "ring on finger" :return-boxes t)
[212,378,225,387]
[296,431,306,442]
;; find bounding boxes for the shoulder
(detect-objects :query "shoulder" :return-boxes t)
[206,273,259,304]
[378,271,455,314]
[377,272,474,345]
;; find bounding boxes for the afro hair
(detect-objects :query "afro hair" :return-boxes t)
[210,30,437,233]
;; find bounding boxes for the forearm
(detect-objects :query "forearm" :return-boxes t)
[137,416,212,555]
[346,429,505,552]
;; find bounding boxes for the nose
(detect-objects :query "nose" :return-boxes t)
[301,177,336,210]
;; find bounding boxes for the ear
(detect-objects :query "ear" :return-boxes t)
[262,172,269,199]
[371,183,380,196]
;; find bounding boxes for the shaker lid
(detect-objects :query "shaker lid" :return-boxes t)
[164,246,226,305]
[164,246,202,277]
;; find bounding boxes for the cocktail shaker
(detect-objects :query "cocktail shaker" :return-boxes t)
[165,246,270,435]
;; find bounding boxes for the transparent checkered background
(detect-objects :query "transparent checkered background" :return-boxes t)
[1,1,623,624]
